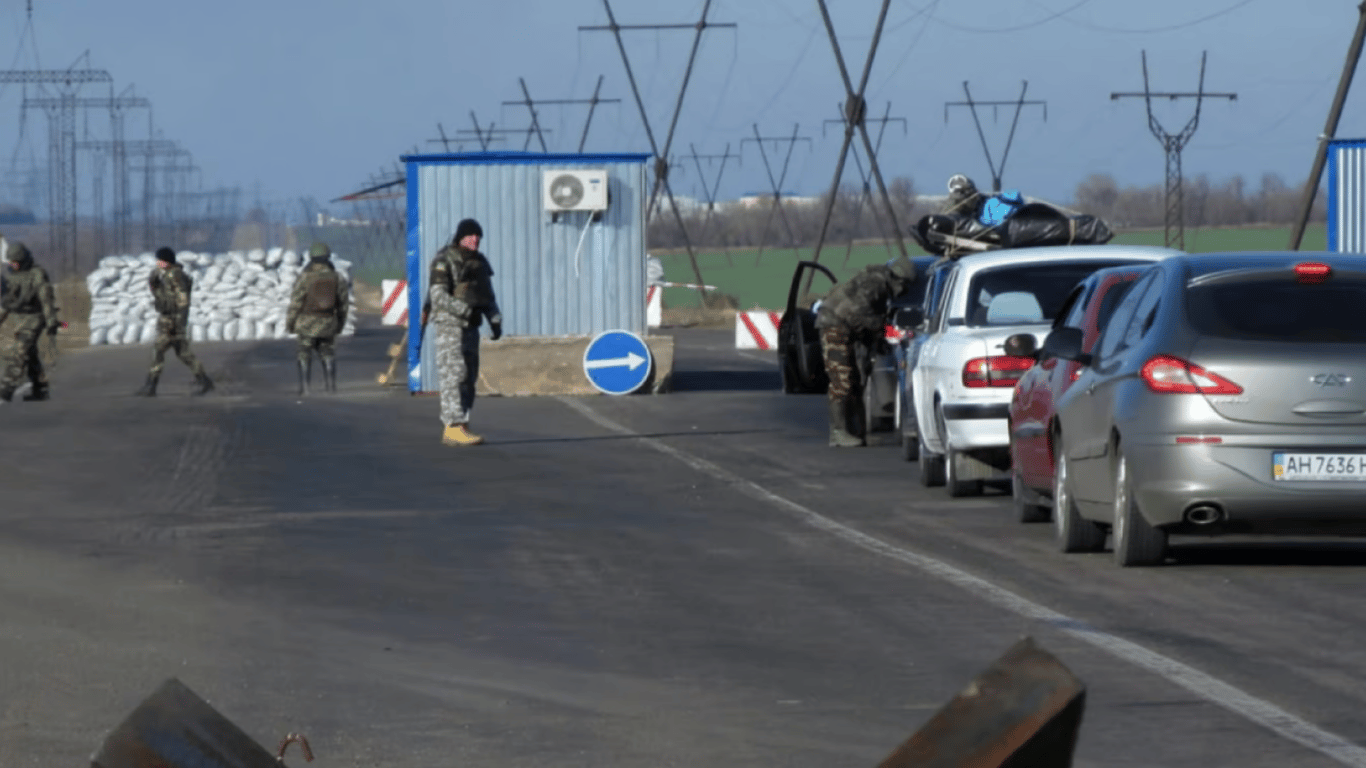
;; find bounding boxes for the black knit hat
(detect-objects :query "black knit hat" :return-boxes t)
[454,218,483,243]
[155,247,177,264]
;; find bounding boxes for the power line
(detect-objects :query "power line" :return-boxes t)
[944,80,1048,192]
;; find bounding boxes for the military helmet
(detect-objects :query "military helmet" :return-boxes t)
[888,255,917,282]
[309,242,332,258]
[5,240,32,267]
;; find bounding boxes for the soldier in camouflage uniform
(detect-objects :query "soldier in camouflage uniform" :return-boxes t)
[135,247,214,397]
[0,241,59,403]
[286,242,350,395]
[815,255,917,447]
[427,218,502,446]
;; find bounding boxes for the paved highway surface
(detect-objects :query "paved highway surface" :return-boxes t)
[1,323,1363,767]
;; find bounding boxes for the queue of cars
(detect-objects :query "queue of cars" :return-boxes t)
[781,246,1366,567]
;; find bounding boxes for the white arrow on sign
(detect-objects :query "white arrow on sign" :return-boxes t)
[585,351,647,371]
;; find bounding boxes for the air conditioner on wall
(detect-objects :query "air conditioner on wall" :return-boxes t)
[543,169,609,212]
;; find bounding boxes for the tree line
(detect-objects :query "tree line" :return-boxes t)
[646,172,1328,249]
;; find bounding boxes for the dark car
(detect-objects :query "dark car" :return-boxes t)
[777,256,935,439]
[1004,266,1149,523]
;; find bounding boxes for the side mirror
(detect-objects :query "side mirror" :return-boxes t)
[1041,327,1091,366]
[893,305,925,331]
[1002,333,1038,359]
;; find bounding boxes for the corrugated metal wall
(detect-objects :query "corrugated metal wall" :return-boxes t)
[1329,139,1366,253]
[402,152,650,392]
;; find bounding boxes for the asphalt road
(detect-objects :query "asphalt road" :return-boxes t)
[2,323,1365,767]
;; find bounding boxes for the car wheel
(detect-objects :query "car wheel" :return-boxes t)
[1112,450,1167,567]
[917,431,945,486]
[1012,470,1050,523]
[864,380,893,434]
[945,450,982,497]
[1053,447,1104,553]
[899,396,919,462]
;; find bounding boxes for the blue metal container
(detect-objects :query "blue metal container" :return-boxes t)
[1328,138,1366,253]
[402,151,651,392]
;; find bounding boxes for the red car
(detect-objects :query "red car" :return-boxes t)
[1005,265,1151,522]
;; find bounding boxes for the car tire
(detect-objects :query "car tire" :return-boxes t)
[1054,448,1105,553]
[1012,470,1050,523]
[918,431,945,487]
[945,450,982,497]
[1112,450,1167,567]
[900,395,919,462]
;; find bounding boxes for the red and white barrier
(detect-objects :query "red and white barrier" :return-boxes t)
[647,284,662,328]
[736,309,782,350]
[381,279,409,326]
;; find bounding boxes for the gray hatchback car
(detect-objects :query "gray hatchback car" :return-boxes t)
[1043,252,1366,566]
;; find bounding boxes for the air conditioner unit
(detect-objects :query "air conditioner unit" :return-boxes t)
[543,169,609,212]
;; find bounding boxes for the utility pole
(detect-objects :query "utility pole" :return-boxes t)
[742,123,812,265]
[1290,2,1366,249]
[806,0,911,299]
[944,81,1046,192]
[501,76,622,153]
[683,142,740,265]
[0,63,114,271]
[1112,51,1235,251]
[823,101,906,265]
[25,90,151,254]
[580,0,737,299]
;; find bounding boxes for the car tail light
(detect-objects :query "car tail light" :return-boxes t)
[963,356,1036,388]
[885,323,906,343]
[1295,261,1332,283]
[1141,354,1243,395]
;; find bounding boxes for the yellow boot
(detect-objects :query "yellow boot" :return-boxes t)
[442,424,485,446]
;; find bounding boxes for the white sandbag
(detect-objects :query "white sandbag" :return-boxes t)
[89,326,108,345]
[139,321,157,345]
[121,323,141,345]
[255,320,271,339]
[265,247,283,267]
[207,321,224,341]
[191,324,204,342]
[237,318,254,339]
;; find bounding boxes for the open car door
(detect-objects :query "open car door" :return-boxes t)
[777,261,837,394]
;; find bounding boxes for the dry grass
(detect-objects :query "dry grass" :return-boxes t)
[352,279,383,315]
[660,306,737,329]
[53,278,90,353]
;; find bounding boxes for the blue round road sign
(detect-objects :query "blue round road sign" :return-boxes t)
[583,330,653,395]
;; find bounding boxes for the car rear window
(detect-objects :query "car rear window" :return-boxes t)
[1187,279,1366,343]
[965,260,1137,327]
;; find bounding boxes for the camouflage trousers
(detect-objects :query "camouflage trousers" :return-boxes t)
[434,321,481,426]
[148,318,205,378]
[1,315,47,394]
[297,335,336,365]
[820,324,868,436]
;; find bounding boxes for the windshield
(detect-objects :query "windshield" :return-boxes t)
[964,260,1138,328]
[1187,278,1366,343]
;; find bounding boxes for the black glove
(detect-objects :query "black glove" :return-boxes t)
[46,324,58,337]
[489,321,503,341]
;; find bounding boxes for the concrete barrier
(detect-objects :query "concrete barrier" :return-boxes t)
[473,335,674,396]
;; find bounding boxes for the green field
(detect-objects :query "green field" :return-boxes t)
[656,223,1330,311]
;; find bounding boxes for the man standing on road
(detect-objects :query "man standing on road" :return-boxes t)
[815,255,917,447]
[427,218,502,446]
[0,241,59,403]
[286,242,350,395]
[135,247,214,397]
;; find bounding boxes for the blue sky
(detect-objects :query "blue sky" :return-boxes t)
[0,0,1359,213]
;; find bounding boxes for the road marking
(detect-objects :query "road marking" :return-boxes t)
[558,396,1366,768]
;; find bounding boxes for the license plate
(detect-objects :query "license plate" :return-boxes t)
[1273,453,1366,482]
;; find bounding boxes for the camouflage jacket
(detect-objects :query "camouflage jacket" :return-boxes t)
[0,261,58,328]
[149,263,193,322]
[287,258,350,338]
[427,244,501,328]
[814,263,903,335]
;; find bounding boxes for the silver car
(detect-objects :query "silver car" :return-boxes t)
[1044,252,1366,566]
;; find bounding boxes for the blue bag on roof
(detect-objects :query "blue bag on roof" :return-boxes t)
[979,189,1024,226]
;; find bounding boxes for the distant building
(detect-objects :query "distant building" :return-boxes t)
[735,191,821,209]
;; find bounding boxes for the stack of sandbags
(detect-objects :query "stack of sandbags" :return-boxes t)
[86,248,356,346]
